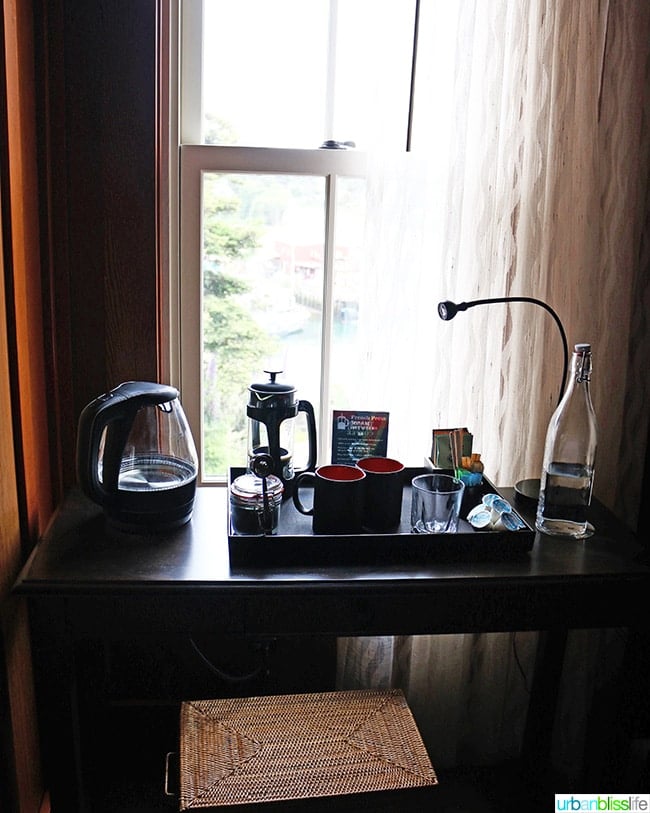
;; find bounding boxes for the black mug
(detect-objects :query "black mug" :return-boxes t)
[293,464,366,534]
[356,456,405,532]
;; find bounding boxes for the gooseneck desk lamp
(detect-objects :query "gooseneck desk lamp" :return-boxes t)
[437,296,569,502]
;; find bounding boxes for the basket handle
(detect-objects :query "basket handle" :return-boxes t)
[164,751,178,798]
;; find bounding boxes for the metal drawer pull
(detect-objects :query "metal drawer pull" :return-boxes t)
[164,751,177,798]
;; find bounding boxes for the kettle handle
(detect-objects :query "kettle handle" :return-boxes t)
[76,381,179,506]
[296,400,317,474]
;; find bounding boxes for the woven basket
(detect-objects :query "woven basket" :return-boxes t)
[178,689,437,809]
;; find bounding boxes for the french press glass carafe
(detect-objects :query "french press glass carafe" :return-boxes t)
[247,370,317,496]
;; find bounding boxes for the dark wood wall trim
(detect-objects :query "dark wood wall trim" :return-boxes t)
[41,0,159,489]
[1,0,51,807]
[1,0,53,544]
[33,0,72,506]
[0,1,160,807]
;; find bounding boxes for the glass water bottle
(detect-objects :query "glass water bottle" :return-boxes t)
[536,343,597,538]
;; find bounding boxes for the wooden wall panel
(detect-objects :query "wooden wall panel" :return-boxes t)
[3,4,161,808]
[0,184,29,813]
[30,0,160,491]
[54,0,159,450]
[1,0,53,809]
[0,174,44,813]
[2,0,52,537]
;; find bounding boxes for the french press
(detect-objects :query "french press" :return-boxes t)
[247,369,317,496]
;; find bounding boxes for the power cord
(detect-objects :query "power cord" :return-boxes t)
[512,632,531,695]
[189,637,271,684]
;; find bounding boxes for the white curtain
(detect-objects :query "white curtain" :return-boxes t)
[337,0,650,777]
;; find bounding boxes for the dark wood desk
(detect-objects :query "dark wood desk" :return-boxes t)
[14,487,649,811]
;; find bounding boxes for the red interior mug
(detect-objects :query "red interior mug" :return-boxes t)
[293,464,366,534]
[356,457,405,532]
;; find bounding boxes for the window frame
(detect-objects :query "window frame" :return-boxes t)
[179,146,367,483]
[167,0,420,483]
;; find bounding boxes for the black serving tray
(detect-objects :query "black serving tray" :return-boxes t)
[227,467,535,567]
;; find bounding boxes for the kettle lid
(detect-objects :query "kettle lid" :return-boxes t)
[104,380,179,406]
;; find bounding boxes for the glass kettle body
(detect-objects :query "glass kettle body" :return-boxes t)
[246,371,317,496]
[76,381,198,532]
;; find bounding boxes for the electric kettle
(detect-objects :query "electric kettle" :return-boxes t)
[76,381,198,532]
[247,369,317,497]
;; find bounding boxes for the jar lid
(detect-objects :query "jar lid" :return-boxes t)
[230,473,284,503]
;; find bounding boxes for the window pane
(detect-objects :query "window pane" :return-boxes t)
[329,176,366,412]
[200,0,416,150]
[201,172,325,479]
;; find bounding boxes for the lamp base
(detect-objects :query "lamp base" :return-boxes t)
[514,478,540,504]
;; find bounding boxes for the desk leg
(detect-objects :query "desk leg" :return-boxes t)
[582,626,650,789]
[521,628,568,783]
[31,598,88,812]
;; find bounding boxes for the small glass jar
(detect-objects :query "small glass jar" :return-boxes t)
[230,472,284,535]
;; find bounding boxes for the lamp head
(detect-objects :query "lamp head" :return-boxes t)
[437,294,569,408]
[437,300,465,321]
[438,300,458,322]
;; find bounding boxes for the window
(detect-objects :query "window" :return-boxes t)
[178,0,420,481]
[185,1,416,151]
[169,1,558,489]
